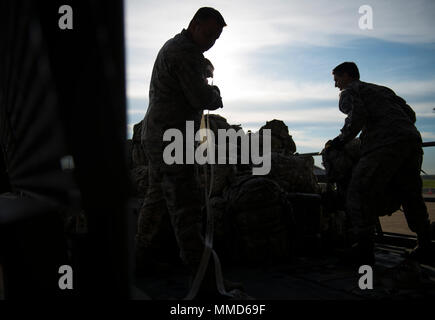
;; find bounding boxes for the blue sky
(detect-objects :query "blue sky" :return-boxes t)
[125,0,435,173]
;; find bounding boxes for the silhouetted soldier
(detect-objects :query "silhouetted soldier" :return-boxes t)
[326,62,433,265]
[136,7,243,297]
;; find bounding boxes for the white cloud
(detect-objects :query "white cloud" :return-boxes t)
[127,80,149,98]
[125,0,435,161]
[127,124,134,138]
[421,132,435,140]
[126,0,435,100]
[126,0,435,51]
[385,80,435,99]
[411,102,435,118]
[128,109,147,116]
[215,107,344,128]
[126,97,434,138]
[218,78,338,104]
[290,129,328,151]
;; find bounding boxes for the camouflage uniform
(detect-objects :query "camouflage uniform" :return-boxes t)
[136,29,222,272]
[333,80,430,240]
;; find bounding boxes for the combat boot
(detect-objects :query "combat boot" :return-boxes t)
[406,224,435,265]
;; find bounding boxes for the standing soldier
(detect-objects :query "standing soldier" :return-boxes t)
[136,7,243,297]
[326,62,433,265]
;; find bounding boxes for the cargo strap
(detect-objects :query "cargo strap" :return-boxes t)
[184,111,231,300]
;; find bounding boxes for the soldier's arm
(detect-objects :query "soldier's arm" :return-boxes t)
[396,96,416,123]
[336,89,366,144]
[174,52,223,111]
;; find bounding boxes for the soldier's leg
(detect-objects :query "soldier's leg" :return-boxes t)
[160,163,245,297]
[348,156,391,237]
[135,162,172,273]
[346,147,403,263]
[160,163,205,271]
[399,144,433,261]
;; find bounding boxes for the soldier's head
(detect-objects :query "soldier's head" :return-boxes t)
[188,7,226,52]
[332,62,360,91]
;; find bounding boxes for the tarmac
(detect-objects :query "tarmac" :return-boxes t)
[380,197,435,235]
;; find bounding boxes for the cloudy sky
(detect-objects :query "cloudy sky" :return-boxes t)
[125,0,435,173]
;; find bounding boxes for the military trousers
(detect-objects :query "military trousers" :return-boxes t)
[135,146,205,271]
[346,140,429,239]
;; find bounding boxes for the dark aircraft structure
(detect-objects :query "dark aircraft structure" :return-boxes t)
[0,0,129,298]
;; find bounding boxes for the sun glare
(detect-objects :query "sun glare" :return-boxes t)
[204,35,245,103]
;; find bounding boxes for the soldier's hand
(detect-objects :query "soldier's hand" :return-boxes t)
[212,85,221,96]
[326,137,344,150]
[207,97,223,111]
[211,85,223,109]
[216,97,224,109]
[324,140,333,149]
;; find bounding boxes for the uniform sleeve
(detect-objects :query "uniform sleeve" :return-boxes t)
[395,96,416,123]
[173,52,223,111]
[336,88,366,144]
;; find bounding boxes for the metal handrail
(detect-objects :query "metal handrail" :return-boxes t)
[297,141,435,157]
